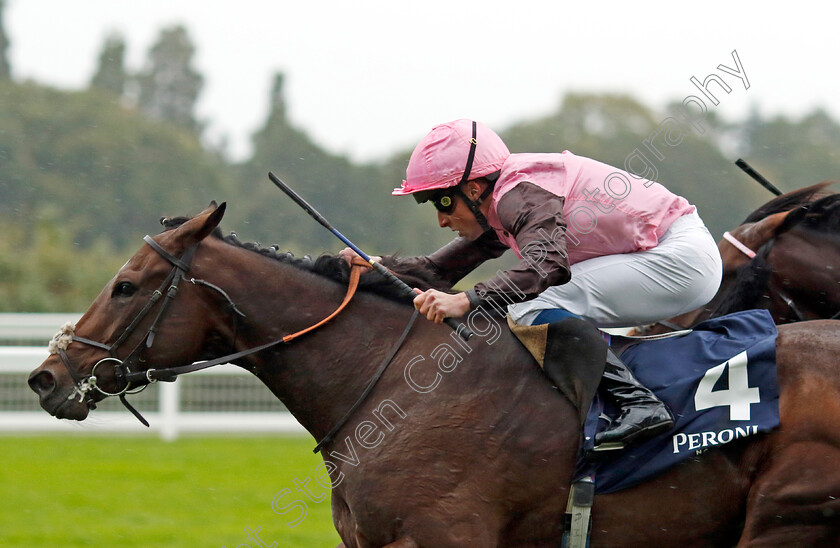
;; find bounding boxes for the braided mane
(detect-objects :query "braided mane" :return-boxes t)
[159,216,448,303]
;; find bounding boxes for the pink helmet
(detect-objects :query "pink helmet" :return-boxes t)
[392,119,510,198]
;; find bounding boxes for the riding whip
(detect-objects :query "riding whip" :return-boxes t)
[268,172,473,340]
[735,158,783,196]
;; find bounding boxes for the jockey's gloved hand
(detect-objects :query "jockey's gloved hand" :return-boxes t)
[338,247,381,266]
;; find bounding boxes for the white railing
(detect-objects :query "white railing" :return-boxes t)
[0,314,305,440]
[0,312,83,342]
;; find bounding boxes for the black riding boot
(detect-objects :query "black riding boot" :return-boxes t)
[593,349,674,451]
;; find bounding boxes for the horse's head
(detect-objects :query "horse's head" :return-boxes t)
[718,211,790,278]
[715,193,840,322]
[28,202,227,421]
[761,195,840,321]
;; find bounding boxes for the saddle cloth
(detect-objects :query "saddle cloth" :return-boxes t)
[578,309,780,494]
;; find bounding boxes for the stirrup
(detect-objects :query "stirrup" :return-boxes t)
[590,413,623,452]
[591,415,674,452]
[591,440,625,452]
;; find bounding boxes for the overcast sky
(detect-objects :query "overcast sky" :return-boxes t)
[5,1,839,163]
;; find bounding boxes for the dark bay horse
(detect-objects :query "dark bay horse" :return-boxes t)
[638,181,840,335]
[28,203,840,547]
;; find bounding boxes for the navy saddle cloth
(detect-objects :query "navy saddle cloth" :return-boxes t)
[578,309,780,494]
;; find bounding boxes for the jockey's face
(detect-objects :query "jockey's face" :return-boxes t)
[436,180,490,241]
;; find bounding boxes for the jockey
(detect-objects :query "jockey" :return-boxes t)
[384,119,721,450]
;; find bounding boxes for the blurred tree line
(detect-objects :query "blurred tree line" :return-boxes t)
[1,7,839,311]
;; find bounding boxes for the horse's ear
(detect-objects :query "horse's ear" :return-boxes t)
[198,201,226,238]
[181,202,226,247]
[750,210,792,242]
[777,204,808,234]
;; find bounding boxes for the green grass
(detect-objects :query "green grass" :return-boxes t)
[0,435,342,547]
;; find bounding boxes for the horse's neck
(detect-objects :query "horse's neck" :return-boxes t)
[203,246,580,450]
[224,256,413,439]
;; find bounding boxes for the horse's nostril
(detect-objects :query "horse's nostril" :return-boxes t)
[28,370,56,397]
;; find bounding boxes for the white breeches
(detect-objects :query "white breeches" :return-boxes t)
[509,211,723,328]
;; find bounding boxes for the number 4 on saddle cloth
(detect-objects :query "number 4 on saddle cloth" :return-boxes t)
[510,308,780,495]
[581,308,780,494]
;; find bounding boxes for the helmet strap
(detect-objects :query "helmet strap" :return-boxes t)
[454,183,494,233]
[455,121,494,233]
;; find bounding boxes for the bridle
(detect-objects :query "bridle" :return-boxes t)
[52,236,202,424]
[643,229,839,334]
[719,231,840,323]
[50,234,389,430]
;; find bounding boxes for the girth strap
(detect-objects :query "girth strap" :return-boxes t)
[563,476,595,548]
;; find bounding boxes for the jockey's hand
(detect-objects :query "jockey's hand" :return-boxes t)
[413,290,470,323]
[339,247,381,266]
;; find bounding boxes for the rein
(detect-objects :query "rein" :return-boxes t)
[125,255,373,385]
[50,236,380,427]
[312,309,419,453]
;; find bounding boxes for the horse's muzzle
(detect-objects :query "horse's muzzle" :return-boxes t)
[28,364,92,420]
[28,368,56,399]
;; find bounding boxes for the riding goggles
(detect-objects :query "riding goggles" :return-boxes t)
[429,190,457,214]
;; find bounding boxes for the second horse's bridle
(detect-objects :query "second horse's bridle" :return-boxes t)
[720,231,840,323]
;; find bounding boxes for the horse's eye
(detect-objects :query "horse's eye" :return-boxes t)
[111,281,137,298]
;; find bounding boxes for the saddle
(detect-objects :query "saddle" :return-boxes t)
[507,315,606,426]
